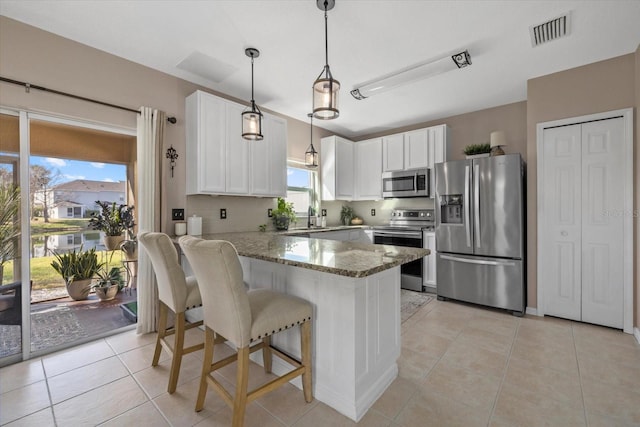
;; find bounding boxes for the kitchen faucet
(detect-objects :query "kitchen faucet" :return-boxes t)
[307,206,313,228]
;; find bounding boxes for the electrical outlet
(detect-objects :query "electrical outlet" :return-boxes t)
[172,208,184,220]
[268,208,273,217]
[321,209,327,217]
[371,209,376,217]
[220,208,227,219]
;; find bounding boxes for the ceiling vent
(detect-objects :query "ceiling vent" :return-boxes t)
[530,13,571,47]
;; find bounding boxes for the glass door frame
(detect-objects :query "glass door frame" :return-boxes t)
[1,106,136,364]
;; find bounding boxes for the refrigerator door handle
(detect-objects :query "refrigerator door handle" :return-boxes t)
[441,254,516,267]
[474,164,481,248]
[464,165,471,248]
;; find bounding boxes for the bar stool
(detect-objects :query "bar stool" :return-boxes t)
[179,236,313,427]
[138,231,204,394]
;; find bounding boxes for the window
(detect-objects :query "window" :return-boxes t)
[67,207,73,217]
[286,164,318,217]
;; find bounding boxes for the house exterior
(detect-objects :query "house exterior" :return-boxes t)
[35,179,125,219]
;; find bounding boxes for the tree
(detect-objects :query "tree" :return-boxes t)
[30,164,62,223]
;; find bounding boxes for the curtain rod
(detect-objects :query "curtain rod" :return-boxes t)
[0,76,177,124]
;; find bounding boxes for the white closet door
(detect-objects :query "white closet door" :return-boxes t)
[580,118,624,329]
[541,124,582,321]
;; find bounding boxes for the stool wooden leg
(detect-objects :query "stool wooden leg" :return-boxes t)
[168,311,185,394]
[196,327,215,412]
[262,336,272,374]
[232,346,250,427]
[300,320,313,403]
[152,302,168,367]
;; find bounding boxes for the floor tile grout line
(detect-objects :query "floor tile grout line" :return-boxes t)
[42,351,57,426]
[572,323,590,427]
[485,314,520,426]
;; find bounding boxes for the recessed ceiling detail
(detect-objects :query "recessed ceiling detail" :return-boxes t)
[176,51,238,83]
[530,13,571,47]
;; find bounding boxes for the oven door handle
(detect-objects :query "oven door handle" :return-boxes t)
[373,230,423,239]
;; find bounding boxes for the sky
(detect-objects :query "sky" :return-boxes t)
[31,156,126,184]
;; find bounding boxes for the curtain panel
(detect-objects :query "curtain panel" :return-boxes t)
[136,107,165,333]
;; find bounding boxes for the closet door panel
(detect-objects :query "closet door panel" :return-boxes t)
[541,124,582,321]
[580,118,624,329]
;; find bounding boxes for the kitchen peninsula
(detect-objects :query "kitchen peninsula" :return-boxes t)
[179,231,428,422]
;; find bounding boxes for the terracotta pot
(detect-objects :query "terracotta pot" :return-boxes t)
[119,240,138,261]
[66,278,92,301]
[94,284,118,301]
[103,235,124,251]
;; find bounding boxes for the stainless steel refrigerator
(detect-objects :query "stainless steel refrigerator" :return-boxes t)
[435,154,525,315]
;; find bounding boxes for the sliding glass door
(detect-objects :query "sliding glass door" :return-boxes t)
[0,109,137,366]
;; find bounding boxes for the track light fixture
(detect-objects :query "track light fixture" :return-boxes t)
[351,50,472,100]
[305,113,318,168]
[242,47,263,140]
[313,0,340,120]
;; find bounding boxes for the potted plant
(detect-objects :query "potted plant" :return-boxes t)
[340,205,355,226]
[51,247,103,301]
[0,186,20,285]
[93,266,124,301]
[272,197,297,231]
[463,143,491,159]
[88,201,135,250]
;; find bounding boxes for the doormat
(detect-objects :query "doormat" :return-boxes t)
[401,290,434,323]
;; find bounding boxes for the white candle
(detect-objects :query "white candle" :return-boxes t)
[175,222,187,236]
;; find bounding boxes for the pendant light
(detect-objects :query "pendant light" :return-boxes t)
[313,0,340,120]
[242,48,263,140]
[305,113,318,168]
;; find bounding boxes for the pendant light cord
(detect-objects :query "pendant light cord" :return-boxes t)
[250,54,255,104]
[324,1,329,67]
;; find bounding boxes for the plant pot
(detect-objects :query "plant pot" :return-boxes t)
[94,285,118,301]
[103,235,124,251]
[465,153,490,159]
[66,278,92,301]
[120,240,138,261]
[273,215,290,231]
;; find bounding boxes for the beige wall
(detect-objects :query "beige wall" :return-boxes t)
[526,53,638,327]
[357,101,528,162]
[636,45,640,329]
[0,16,331,234]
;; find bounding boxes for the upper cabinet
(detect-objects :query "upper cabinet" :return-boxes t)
[382,133,405,171]
[321,136,383,201]
[186,90,287,197]
[382,124,450,172]
[321,136,354,200]
[354,137,382,200]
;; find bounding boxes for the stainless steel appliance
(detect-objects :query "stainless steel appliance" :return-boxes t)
[382,168,430,199]
[435,154,525,315]
[373,209,434,292]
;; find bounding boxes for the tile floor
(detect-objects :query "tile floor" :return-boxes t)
[1,299,639,426]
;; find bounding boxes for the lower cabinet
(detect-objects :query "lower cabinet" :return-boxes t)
[309,228,368,242]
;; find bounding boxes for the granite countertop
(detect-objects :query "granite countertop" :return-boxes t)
[178,231,428,278]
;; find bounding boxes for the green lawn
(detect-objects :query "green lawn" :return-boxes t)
[30,217,90,234]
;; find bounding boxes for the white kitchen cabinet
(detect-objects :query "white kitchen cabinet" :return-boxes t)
[382,125,449,176]
[186,90,287,197]
[250,114,287,197]
[404,129,429,169]
[382,133,405,171]
[423,231,436,292]
[354,138,382,200]
[321,136,354,200]
[225,102,250,195]
[309,228,367,242]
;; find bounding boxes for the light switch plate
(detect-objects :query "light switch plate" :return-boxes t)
[321,209,327,217]
[268,208,273,217]
[220,208,227,219]
[371,209,376,216]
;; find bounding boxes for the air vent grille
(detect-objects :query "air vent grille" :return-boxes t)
[530,13,571,47]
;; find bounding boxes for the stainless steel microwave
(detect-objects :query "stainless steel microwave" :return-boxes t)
[382,168,430,198]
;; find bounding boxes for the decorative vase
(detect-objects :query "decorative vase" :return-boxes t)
[273,215,290,231]
[103,235,124,251]
[66,278,92,301]
[94,285,118,301]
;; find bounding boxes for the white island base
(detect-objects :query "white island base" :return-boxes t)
[240,257,401,422]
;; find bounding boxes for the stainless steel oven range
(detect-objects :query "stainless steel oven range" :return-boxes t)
[373,209,433,292]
